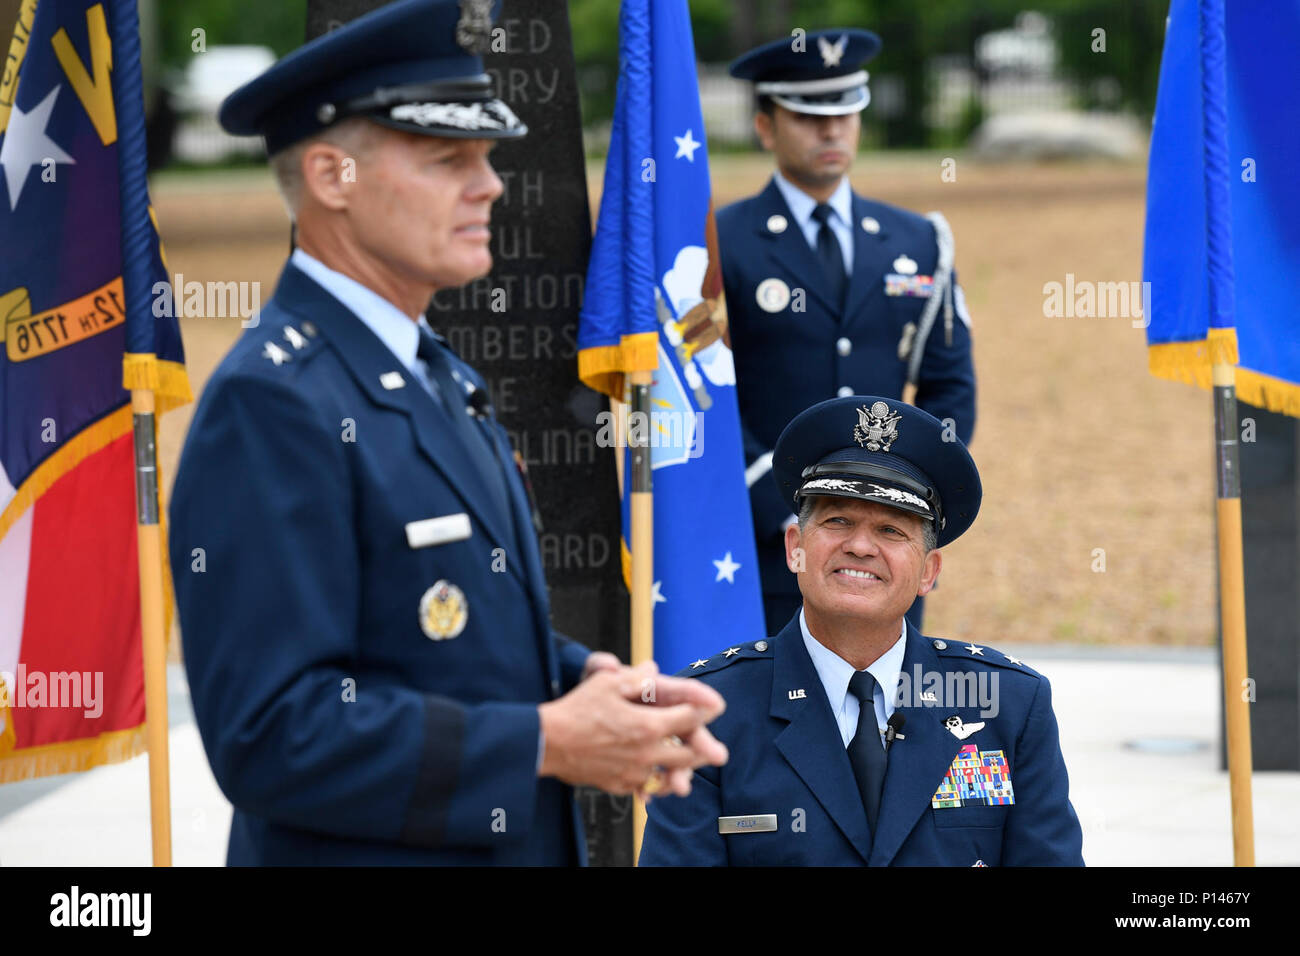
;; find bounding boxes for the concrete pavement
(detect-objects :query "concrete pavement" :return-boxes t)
[1,650,1296,866]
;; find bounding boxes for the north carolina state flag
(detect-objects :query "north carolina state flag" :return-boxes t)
[0,0,190,780]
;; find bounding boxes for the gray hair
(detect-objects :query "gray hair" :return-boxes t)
[796,495,939,553]
[268,117,381,222]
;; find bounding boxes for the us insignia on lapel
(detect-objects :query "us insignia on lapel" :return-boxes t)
[931,744,1015,808]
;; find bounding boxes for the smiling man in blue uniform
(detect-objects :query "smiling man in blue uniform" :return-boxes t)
[639,396,1083,866]
[167,0,726,866]
[719,30,977,636]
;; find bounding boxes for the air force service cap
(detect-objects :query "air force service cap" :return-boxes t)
[729,28,882,116]
[774,396,981,547]
[219,0,526,156]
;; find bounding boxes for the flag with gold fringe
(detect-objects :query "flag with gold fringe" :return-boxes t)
[578,0,762,670]
[1143,0,1300,415]
[0,0,191,781]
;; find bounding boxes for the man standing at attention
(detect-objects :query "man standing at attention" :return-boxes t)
[718,29,977,635]
[168,0,726,866]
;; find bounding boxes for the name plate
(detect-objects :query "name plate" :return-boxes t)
[717,814,778,835]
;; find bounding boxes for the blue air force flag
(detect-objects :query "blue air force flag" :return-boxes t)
[579,0,763,670]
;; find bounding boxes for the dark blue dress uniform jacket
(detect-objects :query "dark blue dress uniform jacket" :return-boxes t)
[169,262,590,865]
[639,616,1084,866]
[718,179,977,605]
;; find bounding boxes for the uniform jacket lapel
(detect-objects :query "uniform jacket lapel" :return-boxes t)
[274,263,525,588]
[753,178,840,319]
[769,619,872,863]
[483,423,554,628]
[841,193,893,328]
[868,626,966,865]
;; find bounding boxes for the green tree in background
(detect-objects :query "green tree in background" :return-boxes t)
[158,0,307,69]
[155,0,1166,149]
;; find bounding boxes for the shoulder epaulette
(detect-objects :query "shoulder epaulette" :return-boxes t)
[255,319,324,370]
[929,638,1042,677]
[675,638,774,678]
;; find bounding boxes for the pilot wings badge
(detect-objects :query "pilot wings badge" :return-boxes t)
[853,401,902,452]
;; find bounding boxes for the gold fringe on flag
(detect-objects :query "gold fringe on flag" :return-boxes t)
[578,332,659,400]
[1148,327,1300,417]
[122,354,194,415]
[0,722,147,783]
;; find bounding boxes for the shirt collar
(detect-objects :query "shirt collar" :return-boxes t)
[290,248,422,371]
[772,170,852,230]
[799,607,908,715]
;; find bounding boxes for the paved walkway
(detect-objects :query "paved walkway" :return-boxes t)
[1,652,1296,866]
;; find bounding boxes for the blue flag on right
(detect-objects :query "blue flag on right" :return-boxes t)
[1143,0,1300,415]
[578,0,763,670]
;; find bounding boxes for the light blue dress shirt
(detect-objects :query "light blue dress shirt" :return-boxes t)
[772,170,854,274]
[290,248,445,401]
[800,608,907,748]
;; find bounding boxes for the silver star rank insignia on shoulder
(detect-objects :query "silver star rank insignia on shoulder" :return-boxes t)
[263,342,290,366]
[853,401,901,452]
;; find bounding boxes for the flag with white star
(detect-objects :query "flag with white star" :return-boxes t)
[0,0,191,781]
[578,0,762,670]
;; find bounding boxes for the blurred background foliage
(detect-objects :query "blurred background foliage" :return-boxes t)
[152,0,1167,150]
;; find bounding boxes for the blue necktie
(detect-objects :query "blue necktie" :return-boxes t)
[847,670,887,832]
[415,325,511,524]
[811,203,847,311]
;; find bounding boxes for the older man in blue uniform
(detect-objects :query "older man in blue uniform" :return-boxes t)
[718,30,977,634]
[639,397,1082,866]
[168,0,726,866]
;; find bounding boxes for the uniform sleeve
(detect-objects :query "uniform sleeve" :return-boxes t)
[912,267,977,445]
[1000,676,1085,865]
[170,372,542,850]
[638,762,728,866]
[552,632,592,691]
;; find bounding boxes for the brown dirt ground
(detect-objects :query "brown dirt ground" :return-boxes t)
[152,152,1216,648]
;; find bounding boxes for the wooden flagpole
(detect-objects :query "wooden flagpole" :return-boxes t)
[1211,363,1254,866]
[1198,0,1253,867]
[131,387,172,866]
[628,369,654,862]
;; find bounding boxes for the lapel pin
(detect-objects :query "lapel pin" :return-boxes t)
[788,688,806,700]
[861,216,880,234]
[380,371,406,390]
[766,214,788,234]
[755,277,790,313]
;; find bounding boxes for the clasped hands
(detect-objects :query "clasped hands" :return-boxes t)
[537,651,728,801]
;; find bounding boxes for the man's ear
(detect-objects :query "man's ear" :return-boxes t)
[784,520,804,573]
[301,141,355,212]
[754,110,775,152]
[917,548,942,597]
